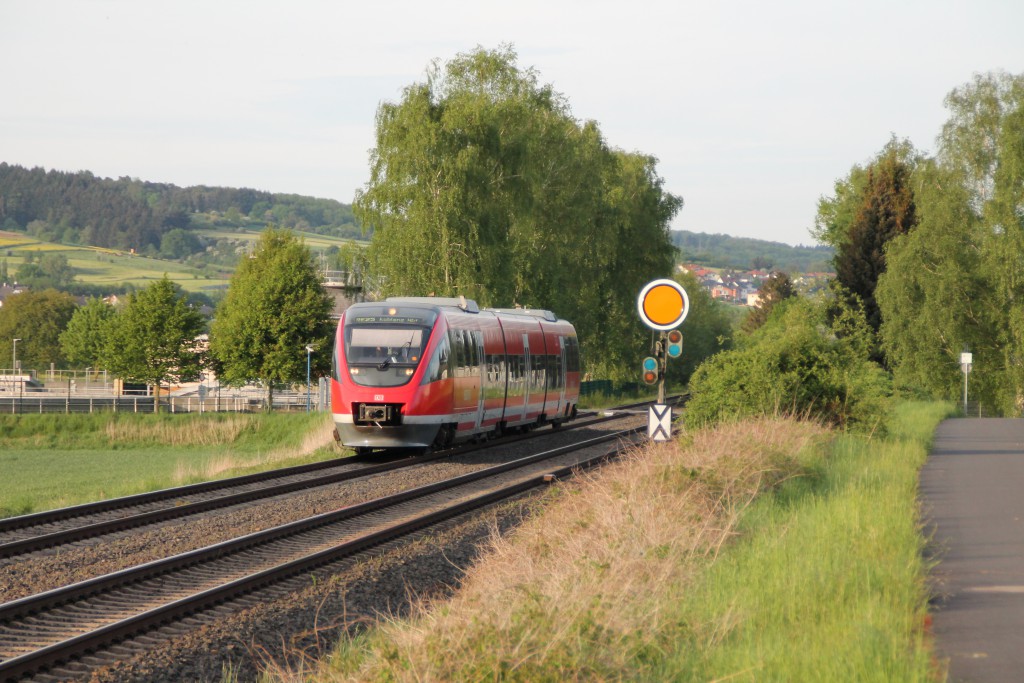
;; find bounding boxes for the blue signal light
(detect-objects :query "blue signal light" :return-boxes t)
[642,356,658,372]
[667,329,683,358]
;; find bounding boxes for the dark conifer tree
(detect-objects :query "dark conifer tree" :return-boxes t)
[834,147,917,334]
[743,270,796,333]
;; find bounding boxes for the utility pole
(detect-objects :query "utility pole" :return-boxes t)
[306,345,314,412]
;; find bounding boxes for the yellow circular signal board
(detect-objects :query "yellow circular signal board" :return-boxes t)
[637,279,689,331]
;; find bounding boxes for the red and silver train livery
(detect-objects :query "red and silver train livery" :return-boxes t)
[331,297,581,452]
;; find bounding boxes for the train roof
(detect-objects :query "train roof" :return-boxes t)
[484,307,560,323]
[377,297,564,324]
[384,296,480,313]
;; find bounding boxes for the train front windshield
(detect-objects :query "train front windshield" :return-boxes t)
[344,323,431,387]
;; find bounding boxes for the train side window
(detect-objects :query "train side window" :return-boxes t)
[454,330,465,376]
[450,329,465,377]
[332,340,339,381]
[533,354,546,390]
[470,331,483,376]
[487,354,503,383]
[566,336,580,373]
[422,334,451,384]
[550,354,562,390]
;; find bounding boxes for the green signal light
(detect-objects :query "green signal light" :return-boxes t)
[642,357,658,372]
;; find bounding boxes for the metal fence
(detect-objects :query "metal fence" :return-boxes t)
[1,392,326,415]
[963,401,999,418]
[0,374,331,415]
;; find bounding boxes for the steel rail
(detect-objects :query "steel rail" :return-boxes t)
[0,426,645,681]
[0,403,665,558]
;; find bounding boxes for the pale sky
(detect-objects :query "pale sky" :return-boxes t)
[2,1,1021,246]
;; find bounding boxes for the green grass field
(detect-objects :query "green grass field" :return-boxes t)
[195,227,362,252]
[0,412,341,518]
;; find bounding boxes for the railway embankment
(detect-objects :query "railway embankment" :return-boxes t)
[301,402,953,682]
[0,401,954,680]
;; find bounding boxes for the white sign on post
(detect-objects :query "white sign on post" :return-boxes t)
[648,404,672,442]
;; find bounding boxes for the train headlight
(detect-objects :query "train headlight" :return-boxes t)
[404,369,414,376]
[350,367,361,376]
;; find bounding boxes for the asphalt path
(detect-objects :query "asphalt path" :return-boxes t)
[921,418,1024,682]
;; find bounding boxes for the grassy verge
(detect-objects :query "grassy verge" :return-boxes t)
[577,388,659,410]
[310,401,953,682]
[0,412,341,518]
[661,401,953,681]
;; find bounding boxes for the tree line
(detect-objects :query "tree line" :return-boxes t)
[687,70,1024,428]
[355,45,725,379]
[1,45,751,395]
[0,45,734,394]
[0,163,361,252]
[9,51,1012,424]
[871,72,1024,414]
[670,230,834,273]
[0,229,333,409]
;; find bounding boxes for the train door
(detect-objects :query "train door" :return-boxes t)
[558,336,568,415]
[474,330,485,431]
[451,327,481,433]
[543,331,563,421]
[516,331,524,421]
[523,333,535,421]
[495,317,526,427]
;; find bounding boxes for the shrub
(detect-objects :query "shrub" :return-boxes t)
[686,298,890,432]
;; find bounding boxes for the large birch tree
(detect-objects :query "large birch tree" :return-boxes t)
[876,71,1024,413]
[354,46,681,378]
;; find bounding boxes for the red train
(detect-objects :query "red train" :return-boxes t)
[331,297,581,452]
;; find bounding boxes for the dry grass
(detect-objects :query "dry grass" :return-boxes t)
[104,414,259,446]
[320,416,828,682]
[169,415,339,484]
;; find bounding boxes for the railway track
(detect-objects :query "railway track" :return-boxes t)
[0,403,671,560]
[0,422,654,682]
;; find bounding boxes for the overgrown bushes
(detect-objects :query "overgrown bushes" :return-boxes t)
[686,297,890,432]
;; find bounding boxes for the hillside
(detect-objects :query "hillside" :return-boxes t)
[0,163,364,253]
[670,230,833,273]
[1,163,834,284]
[0,227,361,303]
